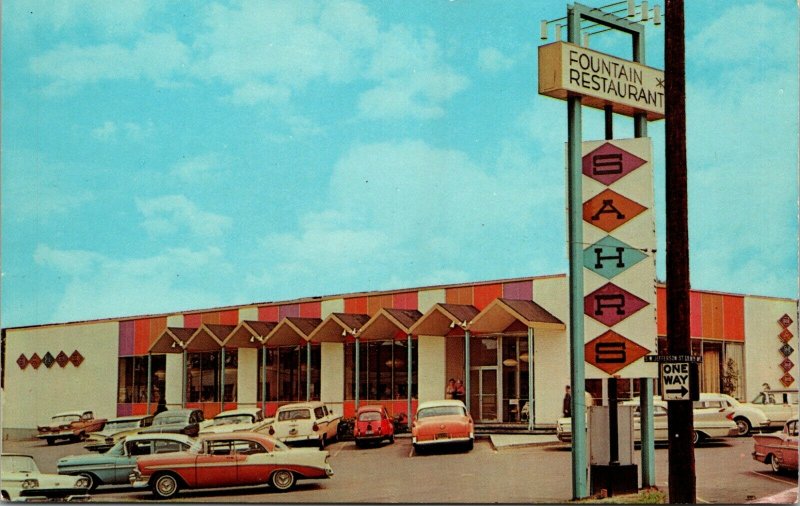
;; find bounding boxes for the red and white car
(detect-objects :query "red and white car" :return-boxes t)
[36,410,107,445]
[354,405,395,448]
[130,432,333,498]
[411,400,474,452]
[752,418,798,473]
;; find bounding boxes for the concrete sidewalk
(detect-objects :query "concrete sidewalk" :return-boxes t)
[747,486,799,504]
[488,433,563,449]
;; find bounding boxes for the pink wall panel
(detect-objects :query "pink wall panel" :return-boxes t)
[119,321,135,356]
[503,280,533,301]
[392,292,418,310]
[278,304,299,320]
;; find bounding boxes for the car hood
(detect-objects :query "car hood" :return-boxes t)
[58,452,119,467]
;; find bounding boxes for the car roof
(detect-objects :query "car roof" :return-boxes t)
[52,411,85,417]
[125,433,194,443]
[357,405,385,412]
[275,402,324,410]
[417,400,467,411]
[199,431,272,442]
[1,453,35,458]
[214,408,260,417]
[107,415,152,422]
[155,408,198,417]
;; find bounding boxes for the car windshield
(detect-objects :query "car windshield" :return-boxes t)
[212,415,253,426]
[358,412,381,422]
[188,440,204,454]
[106,440,126,455]
[417,406,465,419]
[1,455,39,474]
[277,409,311,421]
[51,415,80,424]
[153,416,187,426]
[104,420,141,430]
[271,439,290,452]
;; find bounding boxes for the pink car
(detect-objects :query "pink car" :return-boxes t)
[752,418,798,473]
[354,405,395,448]
[411,400,474,452]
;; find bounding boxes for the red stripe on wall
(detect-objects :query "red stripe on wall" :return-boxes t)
[299,302,321,318]
[474,284,502,311]
[656,287,667,336]
[392,292,418,310]
[184,313,202,329]
[219,310,239,325]
[345,297,368,314]
[722,295,745,341]
[134,319,151,355]
[258,306,280,322]
[690,291,702,337]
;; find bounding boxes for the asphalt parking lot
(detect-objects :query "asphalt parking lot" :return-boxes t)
[2,435,796,503]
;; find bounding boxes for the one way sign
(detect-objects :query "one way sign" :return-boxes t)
[661,362,691,400]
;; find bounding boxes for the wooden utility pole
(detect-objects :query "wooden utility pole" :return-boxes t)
[664,0,696,503]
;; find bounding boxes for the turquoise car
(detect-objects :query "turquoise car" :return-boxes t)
[56,433,193,490]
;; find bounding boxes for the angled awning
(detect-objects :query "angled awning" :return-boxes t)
[359,308,423,341]
[223,320,277,348]
[308,313,371,343]
[264,317,322,346]
[409,303,480,336]
[148,327,195,353]
[468,298,565,334]
[185,323,235,351]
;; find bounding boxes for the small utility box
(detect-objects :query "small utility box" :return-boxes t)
[588,405,638,496]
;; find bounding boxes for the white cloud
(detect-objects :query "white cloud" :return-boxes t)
[478,47,514,73]
[169,154,223,183]
[91,121,118,141]
[136,195,232,238]
[5,0,153,37]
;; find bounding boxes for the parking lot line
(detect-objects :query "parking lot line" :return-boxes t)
[751,471,797,486]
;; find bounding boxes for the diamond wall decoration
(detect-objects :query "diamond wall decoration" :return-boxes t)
[42,352,55,368]
[29,353,42,369]
[779,343,794,358]
[779,314,794,329]
[582,142,647,185]
[582,189,647,233]
[584,282,649,327]
[780,372,795,388]
[55,351,70,368]
[780,357,794,372]
[16,354,29,370]
[583,235,648,280]
[779,328,793,343]
[584,330,651,375]
[69,350,84,367]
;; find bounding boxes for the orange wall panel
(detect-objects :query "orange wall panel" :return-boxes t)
[700,293,724,339]
[299,302,321,318]
[149,317,167,351]
[367,295,394,315]
[201,312,220,325]
[446,286,473,305]
[473,284,502,311]
[219,310,239,325]
[690,292,702,337]
[656,287,667,336]
[134,319,151,355]
[722,295,745,341]
[392,292,418,310]
[345,297,368,315]
[258,306,280,322]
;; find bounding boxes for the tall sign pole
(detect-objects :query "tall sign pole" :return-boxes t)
[664,0,695,502]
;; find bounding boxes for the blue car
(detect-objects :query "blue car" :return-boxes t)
[57,433,193,490]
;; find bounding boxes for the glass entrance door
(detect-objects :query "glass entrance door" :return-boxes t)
[469,367,499,422]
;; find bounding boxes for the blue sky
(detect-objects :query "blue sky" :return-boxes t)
[2,0,797,328]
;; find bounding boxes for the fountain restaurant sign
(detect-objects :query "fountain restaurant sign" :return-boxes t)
[539,42,664,121]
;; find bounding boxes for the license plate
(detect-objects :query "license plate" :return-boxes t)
[366,430,373,435]
[436,433,449,440]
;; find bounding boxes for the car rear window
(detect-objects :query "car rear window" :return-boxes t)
[359,412,381,422]
[417,406,465,418]
[278,409,311,421]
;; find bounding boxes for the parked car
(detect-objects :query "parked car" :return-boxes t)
[267,402,341,449]
[36,410,107,445]
[742,389,799,430]
[752,418,799,473]
[411,400,474,452]
[556,398,739,444]
[57,433,194,490]
[199,408,271,435]
[83,415,154,452]
[1,454,90,501]
[130,432,334,498]
[354,405,395,448]
[138,409,204,437]
[697,393,771,436]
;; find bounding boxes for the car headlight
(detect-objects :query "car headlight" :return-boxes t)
[75,477,90,488]
[22,479,40,489]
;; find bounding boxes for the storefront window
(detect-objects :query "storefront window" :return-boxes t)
[501,336,529,423]
[186,350,238,403]
[257,345,320,402]
[345,340,417,400]
[117,355,166,403]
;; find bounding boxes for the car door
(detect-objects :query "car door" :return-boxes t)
[233,439,271,485]
[783,420,798,469]
[117,440,152,482]
[194,440,240,488]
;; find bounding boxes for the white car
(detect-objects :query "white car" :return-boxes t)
[1,454,90,502]
[199,408,272,435]
[267,402,341,448]
[696,393,771,436]
[740,389,799,431]
[556,397,739,445]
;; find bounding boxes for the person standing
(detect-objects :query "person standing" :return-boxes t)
[562,385,572,417]
[445,378,456,399]
[453,379,466,403]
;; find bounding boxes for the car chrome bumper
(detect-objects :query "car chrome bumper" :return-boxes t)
[414,436,472,445]
[20,489,90,501]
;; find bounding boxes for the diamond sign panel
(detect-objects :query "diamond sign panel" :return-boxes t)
[584,330,651,375]
[780,357,794,372]
[780,343,794,357]
[780,372,795,388]
[779,314,794,328]
[55,351,70,368]
[29,353,42,369]
[69,350,84,367]
[583,235,648,280]
[584,282,649,327]
[43,352,55,368]
[582,189,647,233]
[17,354,28,370]
[779,329,793,343]
[582,142,647,185]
